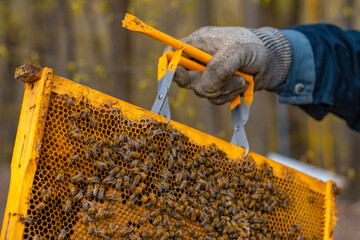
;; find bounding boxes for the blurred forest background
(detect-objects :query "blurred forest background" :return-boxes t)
[0,0,360,238]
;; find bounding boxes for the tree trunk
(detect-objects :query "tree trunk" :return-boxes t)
[106,0,131,101]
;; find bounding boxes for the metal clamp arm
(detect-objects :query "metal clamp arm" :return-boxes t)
[150,49,184,124]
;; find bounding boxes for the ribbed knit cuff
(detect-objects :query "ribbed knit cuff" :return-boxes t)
[251,27,292,89]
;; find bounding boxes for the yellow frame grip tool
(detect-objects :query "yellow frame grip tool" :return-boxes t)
[122,13,254,106]
[122,13,253,156]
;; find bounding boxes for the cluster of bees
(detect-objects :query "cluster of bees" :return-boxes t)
[20,94,309,240]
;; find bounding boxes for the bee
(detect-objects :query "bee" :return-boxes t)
[64,198,72,212]
[102,148,111,161]
[166,198,175,209]
[81,198,92,211]
[123,175,130,189]
[129,232,141,240]
[130,175,141,190]
[93,183,100,196]
[96,228,109,239]
[195,182,202,192]
[88,222,98,235]
[32,235,41,240]
[175,219,186,227]
[57,229,67,240]
[141,230,154,238]
[85,184,93,198]
[102,175,115,185]
[238,221,250,230]
[93,160,108,171]
[35,202,45,211]
[107,159,117,169]
[288,224,302,235]
[74,189,84,202]
[179,180,187,190]
[185,158,193,169]
[109,166,120,176]
[175,205,185,213]
[80,108,90,119]
[105,191,118,201]
[152,215,162,226]
[147,144,158,151]
[167,157,175,170]
[151,158,157,168]
[162,214,170,226]
[115,179,123,190]
[98,185,105,199]
[207,231,219,238]
[69,183,77,196]
[178,192,188,204]
[136,171,148,179]
[172,212,183,220]
[107,222,119,236]
[67,131,82,140]
[158,197,167,210]
[55,168,65,182]
[67,154,80,164]
[128,199,135,207]
[154,181,163,193]
[139,215,148,225]
[160,232,170,240]
[88,115,97,127]
[83,136,95,145]
[251,193,262,202]
[139,163,150,174]
[174,230,183,237]
[118,134,126,142]
[41,187,51,202]
[88,205,97,215]
[145,193,157,207]
[264,165,273,178]
[188,229,199,238]
[166,140,173,149]
[128,139,142,149]
[175,172,184,185]
[89,146,99,157]
[308,196,315,203]
[115,169,126,179]
[69,111,81,121]
[160,169,172,181]
[86,175,100,184]
[149,209,161,218]
[251,223,261,230]
[119,226,132,236]
[71,172,84,183]
[95,207,107,220]
[211,217,220,228]
[19,215,33,225]
[148,152,157,159]
[130,159,140,168]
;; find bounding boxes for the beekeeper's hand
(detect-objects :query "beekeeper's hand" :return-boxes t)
[166,26,291,104]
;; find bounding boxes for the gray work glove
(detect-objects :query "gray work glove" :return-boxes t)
[167,26,292,105]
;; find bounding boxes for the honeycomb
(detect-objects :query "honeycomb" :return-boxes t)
[14,90,327,240]
[2,67,338,240]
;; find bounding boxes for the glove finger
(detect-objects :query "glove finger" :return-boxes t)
[173,65,202,89]
[193,75,247,100]
[196,43,243,95]
[208,89,244,105]
[216,75,247,96]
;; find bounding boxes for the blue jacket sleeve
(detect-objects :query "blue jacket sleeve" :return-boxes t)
[277,24,360,132]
